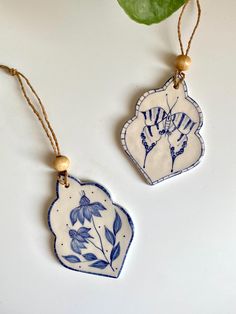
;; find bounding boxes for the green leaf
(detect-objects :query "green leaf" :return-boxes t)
[117,0,186,25]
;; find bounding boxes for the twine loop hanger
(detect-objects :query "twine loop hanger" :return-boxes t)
[173,0,202,88]
[0,64,69,187]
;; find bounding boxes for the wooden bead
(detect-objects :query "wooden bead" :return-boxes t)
[175,54,192,71]
[53,155,70,172]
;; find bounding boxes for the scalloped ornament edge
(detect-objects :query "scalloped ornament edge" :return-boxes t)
[121,76,205,185]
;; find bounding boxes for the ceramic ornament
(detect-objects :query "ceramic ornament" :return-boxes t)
[121,77,204,185]
[121,0,204,185]
[0,65,134,279]
[48,176,134,278]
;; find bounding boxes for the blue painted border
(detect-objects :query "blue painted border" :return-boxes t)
[48,175,134,279]
[121,76,205,185]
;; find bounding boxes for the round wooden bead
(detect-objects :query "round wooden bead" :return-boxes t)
[53,155,70,172]
[175,54,192,71]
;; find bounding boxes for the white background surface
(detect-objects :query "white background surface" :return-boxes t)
[0,1,235,313]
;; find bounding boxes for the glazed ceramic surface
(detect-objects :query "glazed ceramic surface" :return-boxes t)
[48,176,134,278]
[121,77,204,185]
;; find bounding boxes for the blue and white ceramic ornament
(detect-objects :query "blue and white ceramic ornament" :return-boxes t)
[48,176,134,278]
[121,77,204,185]
[0,65,134,279]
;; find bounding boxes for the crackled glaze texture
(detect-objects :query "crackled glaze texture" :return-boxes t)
[48,176,134,278]
[121,77,204,185]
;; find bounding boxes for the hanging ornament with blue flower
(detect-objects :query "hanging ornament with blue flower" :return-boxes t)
[49,176,134,278]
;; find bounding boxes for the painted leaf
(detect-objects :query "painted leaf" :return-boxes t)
[90,260,109,269]
[76,235,87,243]
[90,202,106,212]
[113,212,122,235]
[63,255,81,263]
[69,229,87,242]
[117,0,186,25]
[78,227,90,233]
[90,205,102,217]
[80,193,90,206]
[83,253,97,261]
[105,227,116,245]
[69,229,78,238]
[83,206,92,221]
[77,208,85,225]
[78,227,93,239]
[110,242,121,262]
[71,239,86,254]
[79,232,93,239]
[70,207,79,225]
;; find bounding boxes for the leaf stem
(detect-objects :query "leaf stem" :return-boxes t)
[91,217,114,271]
[87,239,102,252]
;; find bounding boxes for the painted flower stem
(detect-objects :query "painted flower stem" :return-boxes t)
[90,217,115,271]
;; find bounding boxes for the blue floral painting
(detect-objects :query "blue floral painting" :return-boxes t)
[48,176,134,278]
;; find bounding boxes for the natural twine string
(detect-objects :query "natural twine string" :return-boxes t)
[178,0,201,56]
[0,65,61,156]
[174,0,201,88]
[0,65,69,186]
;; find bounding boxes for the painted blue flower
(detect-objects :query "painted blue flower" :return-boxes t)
[70,192,106,225]
[69,227,93,254]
